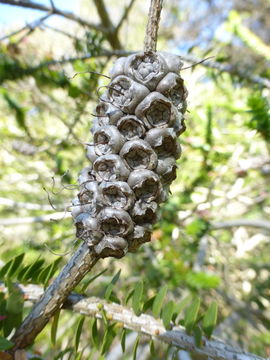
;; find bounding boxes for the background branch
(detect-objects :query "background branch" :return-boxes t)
[211,219,270,231]
[0,0,105,33]
[115,0,137,33]
[2,283,264,360]
[92,0,122,49]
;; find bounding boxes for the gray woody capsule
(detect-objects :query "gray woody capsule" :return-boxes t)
[78,166,96,185]
[135,92,178,129]
[128,169,162,203]
[74,213,103,246]
[155,157,178,185]
[120,139,158,170]
[94,235,128,258]
[108,75,150,113]
[127,225,152,252]
[93,154,130,181]
[156,72,188,113]
[96,98,124,126]
[145,128,181,159]
[117,115,146,140]
[97,207,133,236]
[77,181,101,216]
[124,52,168,91]
[99,181,135,210]
[93,125,125,156]
[131,200,158,225]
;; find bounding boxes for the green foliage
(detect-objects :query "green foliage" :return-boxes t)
[161,300,175,328]
[202,301,218,338]
[0,337,13,351]
[247,93,270,141]
[152,285,168,318]
[132,281,144,316]
[184,296,201,334]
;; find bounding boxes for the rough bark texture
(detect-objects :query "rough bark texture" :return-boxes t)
[144,0,163,52]
[11,243,99,350]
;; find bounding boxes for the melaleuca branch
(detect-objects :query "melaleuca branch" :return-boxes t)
[11,243,99,350]
[2,283,265,360]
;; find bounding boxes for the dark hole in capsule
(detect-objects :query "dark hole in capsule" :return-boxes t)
[134,179,159,201]
[124,149,150,169]
[101,218,124,236]
[79,190,94,204]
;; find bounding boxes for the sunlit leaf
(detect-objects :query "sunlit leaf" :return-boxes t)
[0,337,13,351]
[75,317,85,353]
[184,296,200,334]
[120,328,126,353]
[202,301,218,338]
[193,325,202,347]
[132,335,140,360]
[162,300,175,328]
[92,318,99,349]
[104,269,121,301]
[100,324,116,355]
[132,281,143,316]
[51,310,60,346]
[152,285,168,318]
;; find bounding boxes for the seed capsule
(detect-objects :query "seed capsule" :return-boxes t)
[99,181,135,210]
[128,169,162,202]
[117,115,146,140]
[94,235,128,258]
[108,76,150,113]
[96,99,124,126]
[74,213,103,246]
[93,154,130,181]
[77,181,100,215]
[127,225,152,252]
[124,52,168,90]
[78,166,96,185]
[93,125,125,156]
[135,92,178,129]
[97,207,133,236]
[156,72,188,113]
[155,157,178,185]
[131,200,158,225]
[120,139,158,170]
[145,128,181,159]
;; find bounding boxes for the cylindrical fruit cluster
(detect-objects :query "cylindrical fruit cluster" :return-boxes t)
[72,51,188,258]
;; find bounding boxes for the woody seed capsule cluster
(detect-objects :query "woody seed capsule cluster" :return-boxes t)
[72,52,188,258]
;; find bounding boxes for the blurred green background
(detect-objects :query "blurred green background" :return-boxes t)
[0,0,269,359]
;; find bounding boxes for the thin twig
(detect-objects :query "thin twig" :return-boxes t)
[3,283,265,360]
[0,0,105,33]
[0,13,52,42]
[144,0,163,52]
[93,0,122,49]
[211,219,270,231]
